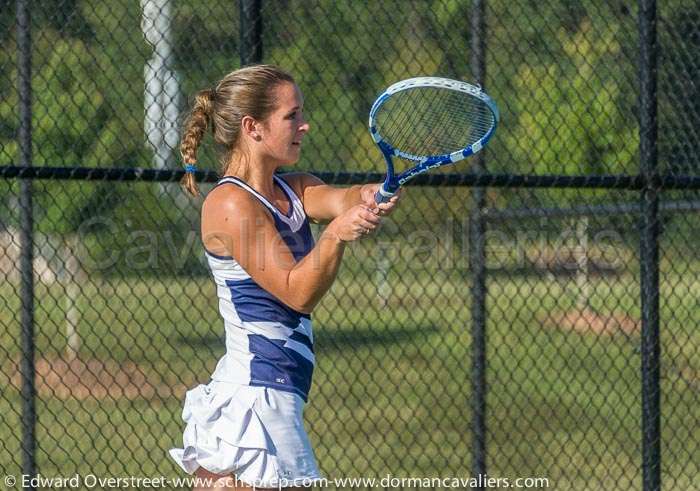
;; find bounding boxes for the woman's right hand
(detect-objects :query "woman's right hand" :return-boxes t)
[326,204,381,242]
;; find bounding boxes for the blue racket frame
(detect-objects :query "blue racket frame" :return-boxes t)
[369,77,500,203]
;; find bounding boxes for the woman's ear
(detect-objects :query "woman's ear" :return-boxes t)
[241,115,262,142]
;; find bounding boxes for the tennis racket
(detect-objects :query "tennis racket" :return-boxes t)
[369,77,500,203]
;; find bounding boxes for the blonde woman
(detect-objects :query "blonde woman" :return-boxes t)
[169,65,400,490]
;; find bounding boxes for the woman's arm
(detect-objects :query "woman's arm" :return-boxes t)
[284,173,400,223]
[202,185,380,313]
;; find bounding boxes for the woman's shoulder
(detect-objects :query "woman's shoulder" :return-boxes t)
[202,180,266,219]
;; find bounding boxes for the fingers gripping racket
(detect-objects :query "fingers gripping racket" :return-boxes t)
[369,77,500,203]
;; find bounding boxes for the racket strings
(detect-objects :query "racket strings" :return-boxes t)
[375,87,494,159]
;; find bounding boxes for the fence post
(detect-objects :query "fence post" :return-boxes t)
[239,0,263,66]
[17,0,36,485]
[469,0,488,486]
[638,0,661,489]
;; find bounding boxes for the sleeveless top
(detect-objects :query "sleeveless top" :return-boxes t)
[204,174,316,401]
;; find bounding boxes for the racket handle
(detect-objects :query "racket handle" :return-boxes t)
[374,187,394,204]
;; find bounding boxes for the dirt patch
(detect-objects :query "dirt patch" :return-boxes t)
[543,307,640,337]
[5,355,188,401]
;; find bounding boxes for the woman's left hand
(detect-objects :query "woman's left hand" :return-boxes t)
[360,184,403,216]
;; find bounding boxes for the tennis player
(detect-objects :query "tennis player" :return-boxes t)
[169,65,400,490]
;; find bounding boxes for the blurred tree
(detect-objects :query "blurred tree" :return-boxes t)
[658,0,700,175]
[502,18,638,205]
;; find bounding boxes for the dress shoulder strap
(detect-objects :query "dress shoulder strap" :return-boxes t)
[216,176,278,216]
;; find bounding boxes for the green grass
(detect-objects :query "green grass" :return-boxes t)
[1,252,698,490]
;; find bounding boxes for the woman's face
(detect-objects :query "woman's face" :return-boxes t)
[259,82,309,165]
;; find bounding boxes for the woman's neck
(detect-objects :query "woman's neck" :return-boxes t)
[225,155,279,200]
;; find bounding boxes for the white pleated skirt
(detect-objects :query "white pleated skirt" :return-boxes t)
[169,381,322,488]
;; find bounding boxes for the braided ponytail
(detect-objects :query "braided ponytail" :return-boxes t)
[179,89,214,197]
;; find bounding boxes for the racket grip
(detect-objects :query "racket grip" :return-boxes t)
[374,188,394,204]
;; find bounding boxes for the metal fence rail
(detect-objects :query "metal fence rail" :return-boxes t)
[1,1,699,490]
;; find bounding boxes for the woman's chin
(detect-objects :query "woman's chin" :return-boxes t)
[271,149,301,166]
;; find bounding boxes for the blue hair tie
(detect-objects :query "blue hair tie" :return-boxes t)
[185,164,197,174]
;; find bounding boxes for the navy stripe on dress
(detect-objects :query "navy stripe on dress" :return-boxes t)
[226,278,309,328]
[248,334,314,401]
[273,216,315,261]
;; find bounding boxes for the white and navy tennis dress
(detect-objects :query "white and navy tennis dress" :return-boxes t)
[170,175,322,488]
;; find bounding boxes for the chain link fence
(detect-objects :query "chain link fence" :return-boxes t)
[1,1,699,490]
